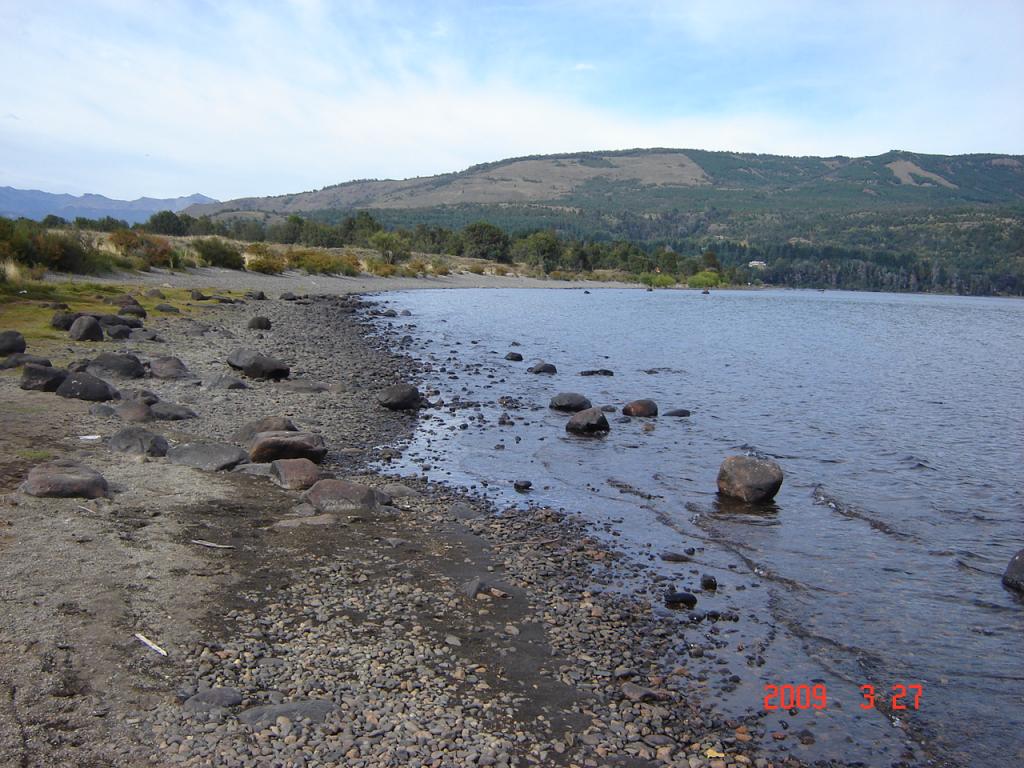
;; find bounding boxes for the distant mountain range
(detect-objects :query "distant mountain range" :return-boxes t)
[185,148,1024,219]
[0,187,217,224]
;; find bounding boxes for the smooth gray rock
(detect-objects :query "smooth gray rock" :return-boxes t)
[717,455,784,503]
[549,392,593,413]
[149,356,191,379]
[237,700,336,727]
[204,374,248,390]
[19,364,66,392]
[0,330,27,355]
[167,442,249,472]
[227,348,290,380]
[247,316,272,330]
[665,408,692,417]
[302,479,390,513]
[114,400,153,422]
[565,407,610,436]
[231,416,296,444]
[104,324,131,339]
[184,687,242,710]
[88,352,145,379]
[2,353,51,370]
[68,316,103,342]
[21,460,109,499]
[249,431,327,463]
[377,383,421,411]
[150,402,198,421]
[56,372,119,401]
[130,328,163,342]
[270,458,321,490]
[153,303,180,314]
[108,426,168,457]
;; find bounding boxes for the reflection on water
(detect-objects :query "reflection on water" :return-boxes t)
[372,288,1024,767]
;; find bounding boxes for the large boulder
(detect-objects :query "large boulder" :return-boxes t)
[1003,549,1024,593]
[232,416,297,444]
[249,431,327,464]
[549,392,593,413]
[118,304,147,319]
[95,314,142,329]
[227,348,290,380]
[104,324,132,340]
[88,352,146,379]
[108,426,169,457]
[167,442,249,472]
[247,316,272,330]
[56,372,119,402]
[21,460,109,499]
[20,364,67,392]
[302,479,391,514]
[270,458,321,490]
[623,399,658,417]
[68,316,104,342]
[51,311,80,330]
[528,361,557,374]
[565,407,610,436]
[716,456,784,503]
[2,353,51,369]
[377,384,421,411]
[149,356,191,379]
[0,330,26,355]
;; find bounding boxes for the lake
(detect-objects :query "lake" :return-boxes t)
[371,287,1024,767]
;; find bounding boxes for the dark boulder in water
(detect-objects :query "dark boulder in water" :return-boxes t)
[665,408,692,417]
[1003,549,1024,593]
[528,361,557,374]
[623,399,658,417]
[549,392,592,412]
[717,455,784,503]
[665,591,697,609]
[580,369,614,376]
[565,407,610,436]
[504,352,523,361]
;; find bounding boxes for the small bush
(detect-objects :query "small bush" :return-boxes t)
[247,253,287,274]
[245,242,274,256]
[688,270,721,289]
[430,256,450,276]
[493,264,509,276]
[367,257,396,277]
[406,257,427,275]
[193,238,244,270]
[467,263,485,275]
[287,249,360,276]
[652,273,676,288]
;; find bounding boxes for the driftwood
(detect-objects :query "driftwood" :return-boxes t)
[134,632,168,656]
[189,539,234,549]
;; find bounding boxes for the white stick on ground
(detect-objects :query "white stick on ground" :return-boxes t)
[189,539,235,549]
[134,632,168,656]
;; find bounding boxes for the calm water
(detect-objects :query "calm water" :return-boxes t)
[371,288,1024,767]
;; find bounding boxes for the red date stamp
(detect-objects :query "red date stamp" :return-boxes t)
[763,683,923,711]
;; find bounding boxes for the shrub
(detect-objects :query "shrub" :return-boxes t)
[688,270,721,289]
[193,238,244,269]
[467,263,485,275]
[247,253,287,274]
[430,256,450,275]
[287,249,360,275]
[493,264,509,276]
[366,257,396,277]
[652,273,676,288]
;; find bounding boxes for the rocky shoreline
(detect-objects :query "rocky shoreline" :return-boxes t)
[0,287,908,767]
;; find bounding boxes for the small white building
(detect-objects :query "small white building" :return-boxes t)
[748,260,767,269]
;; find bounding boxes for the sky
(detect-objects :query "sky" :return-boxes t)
[1,0,1022,201]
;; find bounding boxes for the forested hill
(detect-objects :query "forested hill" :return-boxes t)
[188,148,1024,218]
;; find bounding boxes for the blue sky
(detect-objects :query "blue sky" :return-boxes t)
[1,0,1022,200]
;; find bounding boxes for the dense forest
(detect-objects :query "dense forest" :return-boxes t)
[2,205,1021,296]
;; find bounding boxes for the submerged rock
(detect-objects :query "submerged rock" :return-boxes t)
[528,361,557,374]
[504,352,523,362]
[717,455,784,503]
[579,369,614,376]
[622,399,658,417]
[1003,549,1024,593]
[565,407,610,436]
[21,460,109,499]
[664,408,692,417]
[549,392,593,413]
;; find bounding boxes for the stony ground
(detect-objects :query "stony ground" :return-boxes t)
[0,287,893,768]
